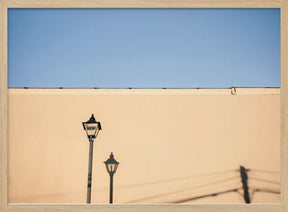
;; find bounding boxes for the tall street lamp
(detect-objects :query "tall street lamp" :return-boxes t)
[104,152,119,204]
[82,114,102,204]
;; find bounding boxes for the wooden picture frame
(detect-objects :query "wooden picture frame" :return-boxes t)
[0,0,286,211]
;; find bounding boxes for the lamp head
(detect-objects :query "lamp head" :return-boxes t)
[82,114,101,141]
[104,152,119,174]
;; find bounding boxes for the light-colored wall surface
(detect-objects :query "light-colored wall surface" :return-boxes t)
[8,88,280,204]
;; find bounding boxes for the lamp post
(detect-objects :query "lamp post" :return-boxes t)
[82,114,102,204]
[104,152,119,204]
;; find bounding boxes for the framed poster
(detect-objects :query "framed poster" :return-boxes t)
[0,0,287,212]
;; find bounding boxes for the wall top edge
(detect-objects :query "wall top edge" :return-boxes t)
[8,88,280,95]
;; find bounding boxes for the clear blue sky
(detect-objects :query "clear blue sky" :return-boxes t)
[8,9,280,88]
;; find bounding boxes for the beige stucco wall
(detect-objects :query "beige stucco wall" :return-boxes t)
[8,88,280,204]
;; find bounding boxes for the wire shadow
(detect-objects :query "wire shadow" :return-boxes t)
[172,188,240,203]
[116,169,236,190]
[252,187,280,195]
[127,176,239,203]
[249,169,280,174]
[249,177,280,185]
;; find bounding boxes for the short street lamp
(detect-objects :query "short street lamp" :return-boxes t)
[104,152,119,204]
[82,114,102,204]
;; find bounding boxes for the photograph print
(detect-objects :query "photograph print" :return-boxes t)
[8,8,280,204]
